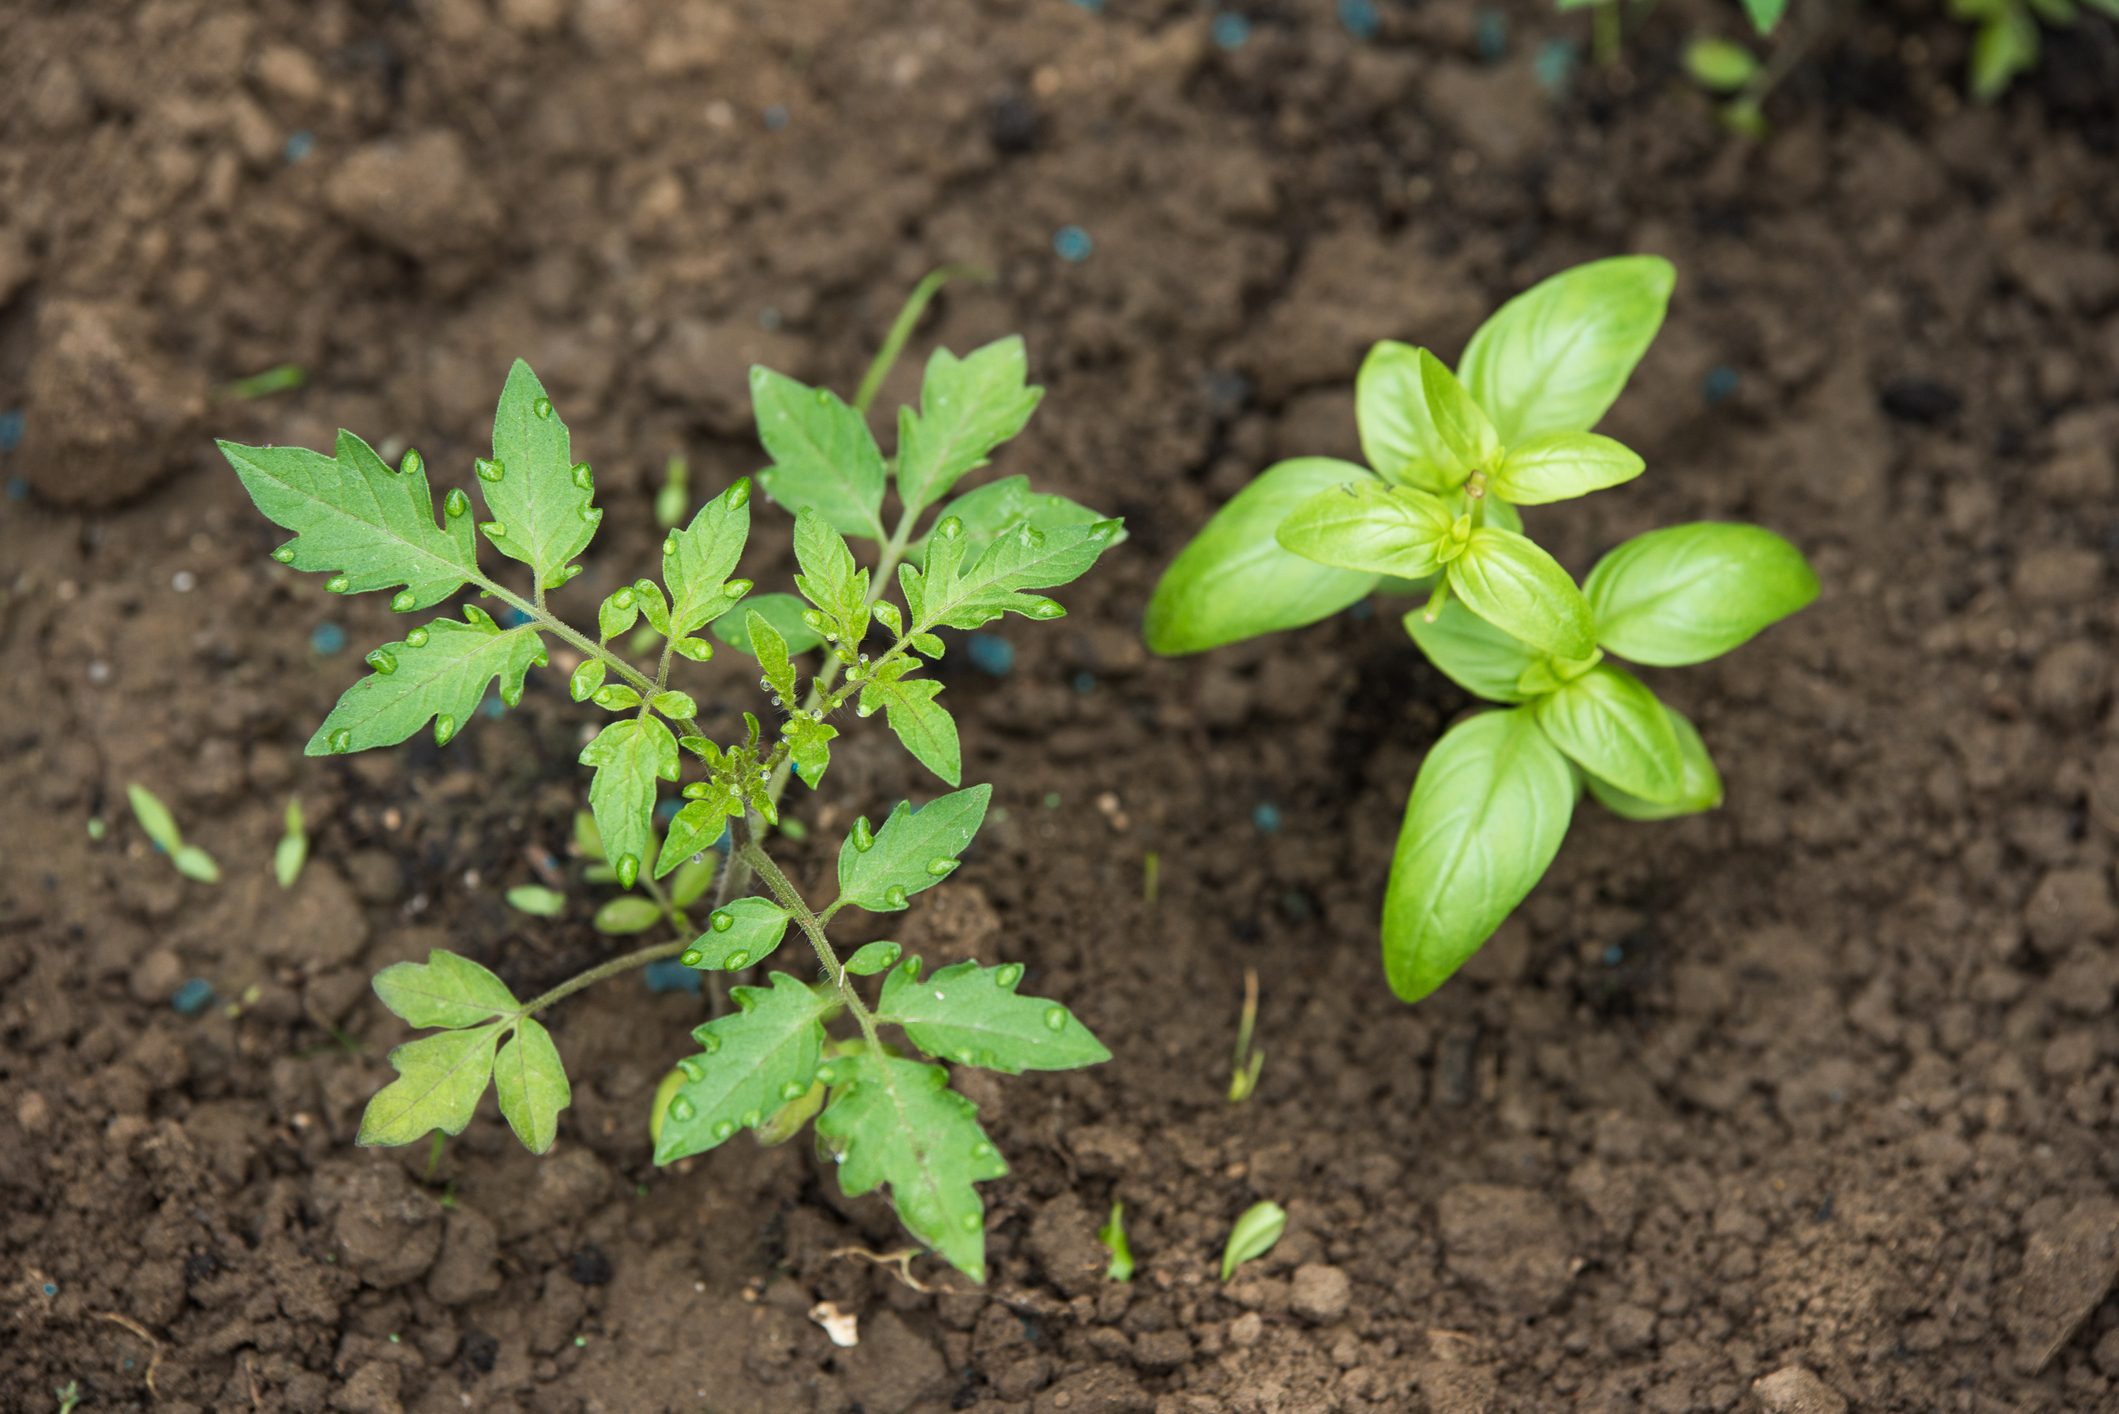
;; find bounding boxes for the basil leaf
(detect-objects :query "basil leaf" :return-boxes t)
[1584,522,1818,666]
[1145,458,1380,654]
[1585,703,1724,820]
[1275,478,1454,578]
[1532,665,1687,804]
[1382,708,1575,1002]
[1403,597,1541,704]
[1457,257,1676,443]
[1488,431,1644,506]
[1446,527,1597,659]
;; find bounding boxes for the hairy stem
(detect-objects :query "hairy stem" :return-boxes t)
[521,938,691,1017]
[737,831,885,1052]
[852,264,993,416]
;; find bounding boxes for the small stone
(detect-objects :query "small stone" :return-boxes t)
[129,949,185,1005]
[1289,1262,1351,1323]
[2028,639,2107,724]
[1437,1183,1574,1313]
[1752,1364,1849,1414]
[2004,1197,2119,1372]
[20,300,207,506]
[2025,867,2117,958]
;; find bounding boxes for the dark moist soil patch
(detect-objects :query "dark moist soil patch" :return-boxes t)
[5,2,2119,1411]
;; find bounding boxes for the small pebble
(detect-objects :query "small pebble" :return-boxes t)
[965,633,1015,677]
[171,570,197,592]
[1253,802,1281,834]
[1053,224,1094,263]
[643,961,702,995]
[171,978,216,1016]
[0,409,24,453]
[763,105,789,131]
[1338,0,1380,39]
[1211,12,1251,50]
[311,622,347,655]
[1702,365,1741,406]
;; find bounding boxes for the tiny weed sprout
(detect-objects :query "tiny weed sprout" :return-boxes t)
[274,796,308,889]
[1221,1199,1287,1281]
[217,276,1123,1280]
[1226,966,1264,1104]
[127,782,221,884]
[1950,0,2118,100]
[1148,258,1817,1003]
[506,884,567,918]
[1099,1199,1135,1282]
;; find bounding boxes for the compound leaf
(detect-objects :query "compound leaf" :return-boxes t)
[813,1052,1009,1281]
[220,431,477,610]
[918,475,1112,567]
[878,957,1111,1074]
[1584,522,1819,666]
[897,338,1044,514]
[307,613,545,755]
[373,949,520,1029]
[1275,478,1454,579]
[1458,256,1676,444]
[662,478,753,636]
[1403,597,1542,704]
[652,972,830,1162]
[838,785,991,913]
[1146,458,1380,654]
[358,1023,503,1147]
[751,367,887,542]
[579,717,677,888]
[859,674,962,785]
[1382,708,1575,1003]
[484,360,600,589]
[1532,665,1687,804]
[494,1017,570,1154]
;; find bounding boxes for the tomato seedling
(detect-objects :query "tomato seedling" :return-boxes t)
[1147,257,1817,1002]
[218,281,1123,1279]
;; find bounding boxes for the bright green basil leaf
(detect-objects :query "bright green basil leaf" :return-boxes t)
[859,673,962,786]
[221,431,478,610]
[1532,665,1686,804]
[1584,522,1818,666]
[1586,703,1724,819]
[1145,459,1381,654]
[1275,478,1454,579]
[1382,708,1576,1002]
[653,973,829,1161]
[1685,38,1761,91]
[877,957,1112,1074]
[578,717,677,888]
[494,1017,569,1154]
[357,1023,503,1146]
[1489,432,1645,506]
[484,360,600,589]
[813,1052,1009,1281]
[748,609,798,705]
[1446,527,1597,659]
[1403,597,1541,703]
[896,338,1044,515]
[172,845,221,884]
[662,478,752,636]
[307,614,544,755]
[1356,343,1471,492]
[711,592,826,656]
[1419,348,1502,477]
[1457,256,1676,443]
[373,949,519,1029]
[751,367,887,542]
[1970,9,2038,102]
[793,509,870,645]
[683,896,791,970]
[838,785,991,913]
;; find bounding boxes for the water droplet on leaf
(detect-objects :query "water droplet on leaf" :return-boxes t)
[711,1119,735,1140]
[1043,1006,1068,1032]
[571,461,594,490]
[710,910,733,933]
[324,574,351,594]
[723,950,748,968]
[680,949,703,967]
[533,396,553,420]
[390,590,417,612]
[994,963,1023,989]
[272,544,297,564]
[617,854,640,889]
[578,506,602,526]
[476,457,505,483]
[724,579,751,598]
[365,648,398,675]
[433,713,457,746]
[405,627,430,647]
[729,479,750,509]
[327,728,352,754]
[400,449,424,478]
[926,857,956,877]
[444,487,469,518]
[884,886,908,909]
[699,1032,723,1054]
[852,818,875,852]
[666,1096,696,1122]
[779,1080,806,1101]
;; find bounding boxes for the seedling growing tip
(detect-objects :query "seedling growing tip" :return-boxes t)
[216,273,1124,1280]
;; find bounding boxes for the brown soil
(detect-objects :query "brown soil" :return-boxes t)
[6,1,2119,1411]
